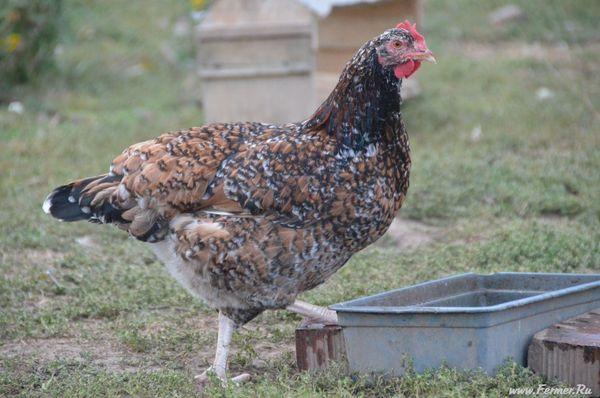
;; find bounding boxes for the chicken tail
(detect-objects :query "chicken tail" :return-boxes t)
[43,174,167,242]
[42,174,126,224]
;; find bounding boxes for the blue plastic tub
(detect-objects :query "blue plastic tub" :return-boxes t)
[330,272,600,375]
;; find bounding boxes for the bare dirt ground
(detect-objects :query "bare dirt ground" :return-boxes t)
[384,218,442,250]
[0,310,294,377]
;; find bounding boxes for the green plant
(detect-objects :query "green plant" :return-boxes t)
[0,0,62,99]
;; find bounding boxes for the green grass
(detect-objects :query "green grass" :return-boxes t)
[1,0,598,396]
[425,0,600,43]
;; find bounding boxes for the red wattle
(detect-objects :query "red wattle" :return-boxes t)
[394,60,421,79]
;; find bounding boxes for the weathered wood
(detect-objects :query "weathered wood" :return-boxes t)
[295,319,347,371]
[316,0,423,73]
[197,0,315,124]
[528,308,600,397]
[197,0,423,123]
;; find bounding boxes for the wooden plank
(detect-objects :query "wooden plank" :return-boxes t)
[527,308,600,397]
[198,34,313,70]
[296,319,347,371]
[316,0,422,52]
[202,0,312,28]
[201,74,314,124]
[196,0,315,123]
[197,23,311,41]
[199,65,312,80]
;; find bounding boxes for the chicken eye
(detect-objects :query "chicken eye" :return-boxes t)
[392,40,403,49]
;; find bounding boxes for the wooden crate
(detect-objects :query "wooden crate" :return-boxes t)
[315,0,423,74]
[197,0,423,123]
[528,309,600,396]
[197,0,315,124]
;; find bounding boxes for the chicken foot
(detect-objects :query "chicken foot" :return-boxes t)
[286,299,338,324]
[195,311,250,387]
[196,300,336,389]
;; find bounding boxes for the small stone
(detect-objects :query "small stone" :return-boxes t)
[535,87,554,101]
[470,125,482,142]
[75,236,98,249]
[8,101,24,114]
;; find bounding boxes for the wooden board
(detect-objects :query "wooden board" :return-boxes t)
[296,319,347,371]
[197,0,316,123]
[528,308,600,396]
[316,0,422,74]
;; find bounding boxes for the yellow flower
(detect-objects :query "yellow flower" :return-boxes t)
[190,0,206,10]
[4,33,22,53]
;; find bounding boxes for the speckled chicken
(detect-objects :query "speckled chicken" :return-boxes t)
[43,22,434,384]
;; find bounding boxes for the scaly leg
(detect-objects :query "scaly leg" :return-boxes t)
[286,300,338,324]
[195,311,250,386]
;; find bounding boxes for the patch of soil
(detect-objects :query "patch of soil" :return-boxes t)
[249,340,295,369]
[243,322,295,369]
[1,249,65,279]
[0,310,293,378]
[0,336,148,373]
[383,218,442,250]
[1,316,183,373]
[0,249,65,264]
[184,316,295,376]
[537,214,574,227]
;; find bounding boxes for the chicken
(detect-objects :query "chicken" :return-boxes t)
[43,21,434,384]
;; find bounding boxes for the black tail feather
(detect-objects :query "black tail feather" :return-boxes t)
[43,174,125,223]
[43,174,167,242]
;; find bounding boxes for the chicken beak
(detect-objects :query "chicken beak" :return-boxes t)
[414,50,436,64]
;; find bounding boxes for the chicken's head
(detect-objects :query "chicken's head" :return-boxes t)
[376,21,435,79]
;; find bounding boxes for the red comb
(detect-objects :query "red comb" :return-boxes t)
[396,20,425,45]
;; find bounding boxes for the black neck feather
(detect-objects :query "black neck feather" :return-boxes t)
[305,47,403,152]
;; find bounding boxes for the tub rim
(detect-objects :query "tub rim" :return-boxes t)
[329,272,600,315]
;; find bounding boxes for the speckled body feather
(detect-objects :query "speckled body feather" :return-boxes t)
[44,30,412,325]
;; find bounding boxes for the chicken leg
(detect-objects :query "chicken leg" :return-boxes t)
[195,311,250,386]
[196,301,335,386]
[286,300,338,324]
